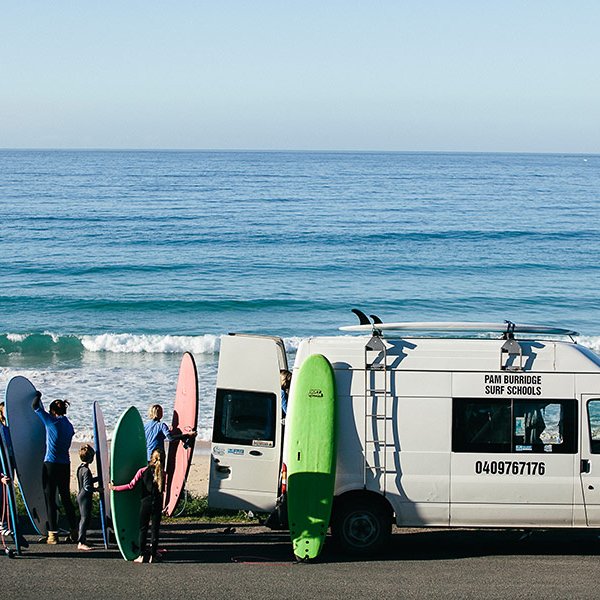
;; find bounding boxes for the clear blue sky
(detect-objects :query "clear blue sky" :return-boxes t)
[2,1,599,152]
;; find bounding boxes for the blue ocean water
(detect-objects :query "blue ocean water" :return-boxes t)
[1,150,599,438]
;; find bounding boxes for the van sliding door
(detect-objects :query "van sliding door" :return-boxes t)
[450,393,577,527]
[581,396,600,525]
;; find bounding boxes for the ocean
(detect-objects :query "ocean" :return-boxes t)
[1,150,599,440]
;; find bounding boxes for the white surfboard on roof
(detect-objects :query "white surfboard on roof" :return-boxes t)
[339,321,579,336]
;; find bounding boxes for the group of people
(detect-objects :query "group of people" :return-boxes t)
[0,394,195,563]
[1,371,291,561]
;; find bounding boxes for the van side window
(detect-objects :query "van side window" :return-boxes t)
[453,400,511,453]
[453,398,577,454]
[212,388,276,446]
[587,399,600,454]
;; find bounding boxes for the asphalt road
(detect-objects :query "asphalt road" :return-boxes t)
[2,524,599,600]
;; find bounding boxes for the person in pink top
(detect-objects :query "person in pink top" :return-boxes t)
[109,448,165,563]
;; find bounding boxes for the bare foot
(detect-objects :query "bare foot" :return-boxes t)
[133,555,144,563]
[77,543,93,551]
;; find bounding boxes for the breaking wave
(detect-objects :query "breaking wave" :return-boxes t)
[0,332,304,356]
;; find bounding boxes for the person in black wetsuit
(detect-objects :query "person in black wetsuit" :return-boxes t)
[76,444,98,551]
[110,448,165,563]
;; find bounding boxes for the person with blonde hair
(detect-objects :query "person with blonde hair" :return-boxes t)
[110,448,166,563]
[144,403,196,462]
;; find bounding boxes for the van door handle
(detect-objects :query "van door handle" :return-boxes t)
[581,459,591,474]
[249,450,262,456]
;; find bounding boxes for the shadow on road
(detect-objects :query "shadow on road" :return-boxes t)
[153,523,600,564]
[12,522,600,564]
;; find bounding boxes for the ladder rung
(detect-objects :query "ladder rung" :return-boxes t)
[365,466,395,472]
[366,363,386,370]
[365,440,395,446]
[365,414,392,419]
[366,388,388,394]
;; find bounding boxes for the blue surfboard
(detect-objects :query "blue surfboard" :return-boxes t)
[0,427,22,555]
[4,376,49,536]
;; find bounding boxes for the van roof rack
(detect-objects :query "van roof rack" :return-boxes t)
[339,320,579,338]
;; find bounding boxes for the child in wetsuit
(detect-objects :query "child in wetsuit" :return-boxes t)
[76,444,98,551]
[110,448,165,563]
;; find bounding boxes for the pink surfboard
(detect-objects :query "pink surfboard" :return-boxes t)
[164,352,198,516]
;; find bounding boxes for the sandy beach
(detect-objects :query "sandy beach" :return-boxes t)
[69,440,211,497]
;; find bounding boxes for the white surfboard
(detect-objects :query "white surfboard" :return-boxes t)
[93,401,111,548]
[339,321,579,336]
[4,376,49,536]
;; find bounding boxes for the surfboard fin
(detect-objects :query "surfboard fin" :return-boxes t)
[370,314,383,325]
[351,308,371,325]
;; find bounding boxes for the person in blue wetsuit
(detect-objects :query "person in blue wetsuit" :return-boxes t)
[32,391,78,544]
[144,404,196,462]
[280,370,292,417]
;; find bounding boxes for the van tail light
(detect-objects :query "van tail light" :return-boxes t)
[280,463,287,495]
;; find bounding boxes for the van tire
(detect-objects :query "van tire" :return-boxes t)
[331,495,392,556]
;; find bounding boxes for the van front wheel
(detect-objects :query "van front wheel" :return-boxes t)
[331,496,392,555]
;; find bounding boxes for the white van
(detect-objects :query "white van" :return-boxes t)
[208,321,600,554]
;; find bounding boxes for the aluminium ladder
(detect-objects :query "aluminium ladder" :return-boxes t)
[363,333,392,494]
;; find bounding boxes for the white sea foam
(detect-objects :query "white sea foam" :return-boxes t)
[43,331,61,344]
[80,333,220,354]
[283,337,303,352]
[1,358,219,442]
[6,333,28,342]
[579,336,600,354]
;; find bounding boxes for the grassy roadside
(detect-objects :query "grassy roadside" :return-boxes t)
[12,487,261,525]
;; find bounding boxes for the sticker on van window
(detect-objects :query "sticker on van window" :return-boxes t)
[475,460,546,475]
[515,417,525,437]
[252,440,274,448]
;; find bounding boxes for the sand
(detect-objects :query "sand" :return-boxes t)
[69,440,211,497]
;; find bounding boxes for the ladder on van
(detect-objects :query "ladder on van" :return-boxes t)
[363,333,391,494]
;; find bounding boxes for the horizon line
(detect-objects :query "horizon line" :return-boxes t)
[1,147,598,156]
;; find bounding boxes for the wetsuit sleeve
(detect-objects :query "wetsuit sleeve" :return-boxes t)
[33,400,52,425]
[112,467,147,492]
[161,422,174,441]
[31,391,42,411]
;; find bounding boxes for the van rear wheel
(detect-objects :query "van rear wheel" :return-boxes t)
[331,496,392,555]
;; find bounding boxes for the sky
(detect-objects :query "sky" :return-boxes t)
[1,1,600,152]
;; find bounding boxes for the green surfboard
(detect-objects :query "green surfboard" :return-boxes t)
[110,406,147,561]
[287,353,337,560]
